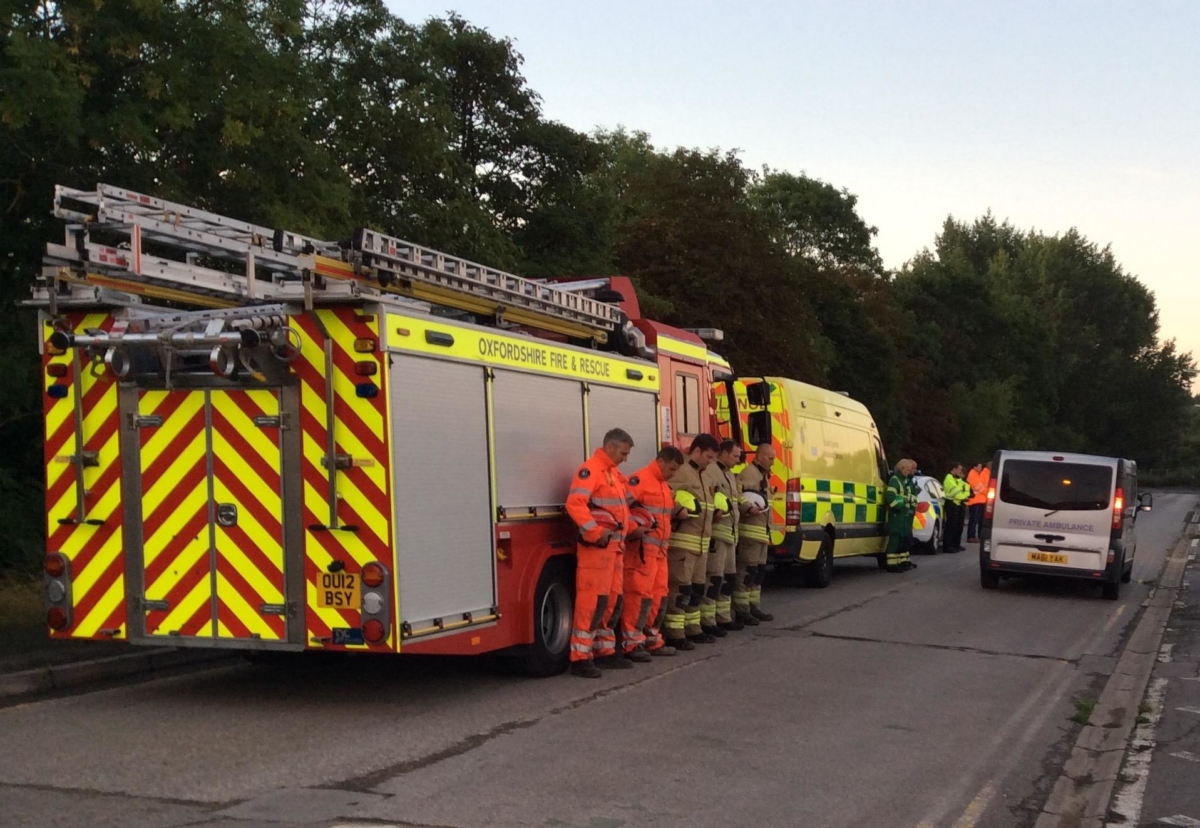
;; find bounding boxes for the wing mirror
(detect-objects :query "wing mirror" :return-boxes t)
[1137,492,1153,512]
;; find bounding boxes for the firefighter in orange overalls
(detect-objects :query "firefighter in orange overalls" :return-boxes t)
[620,445,685,661]
[565,428,637,679]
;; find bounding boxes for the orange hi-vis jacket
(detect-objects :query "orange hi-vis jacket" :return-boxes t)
[627,461,673,558]
[967,467,991,506]
[566,448,632,547]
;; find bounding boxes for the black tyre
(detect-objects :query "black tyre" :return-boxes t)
[876,553,888,571]
[514,557,573,677]
[980,569,1000,590]
[1102,581,1120,601]
[1121,551,1133,583]
[803,535,834,588]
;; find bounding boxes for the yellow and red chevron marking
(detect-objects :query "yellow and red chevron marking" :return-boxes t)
[288,308,395,651]
[138,390,213,638]
[768,405,790,544]
[211,389,286,640]
[43,313,127,639]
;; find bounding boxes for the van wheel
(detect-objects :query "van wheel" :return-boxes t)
[514,557,573,677]
[1102,582,1120,601]
[980,570,1000,590]
[1121,552,1133,583]
[803,535,834,589]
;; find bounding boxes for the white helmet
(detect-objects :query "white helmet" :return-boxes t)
[743,491,767,511]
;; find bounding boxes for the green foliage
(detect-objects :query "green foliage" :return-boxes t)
[0,4,1194,576]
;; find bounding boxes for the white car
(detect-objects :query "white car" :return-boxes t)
[911,474,944,553]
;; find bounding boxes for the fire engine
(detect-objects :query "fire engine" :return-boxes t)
[32,184,736,676]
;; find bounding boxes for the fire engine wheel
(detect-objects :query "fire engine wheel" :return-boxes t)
[803,535,834,589]
[514,558,573,677]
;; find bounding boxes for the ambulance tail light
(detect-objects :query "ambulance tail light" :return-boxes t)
[1112,487,1125,531]
[984,479,998,519]
[785,479,801,527]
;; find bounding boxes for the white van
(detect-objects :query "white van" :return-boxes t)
[979,451,1152,600]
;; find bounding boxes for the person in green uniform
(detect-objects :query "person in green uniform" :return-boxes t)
[885,458,919,572]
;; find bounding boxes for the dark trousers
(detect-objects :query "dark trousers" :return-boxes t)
[943,502,965,550]
[967,504,985,540]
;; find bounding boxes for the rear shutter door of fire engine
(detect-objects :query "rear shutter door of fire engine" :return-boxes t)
[134,389,288,640]
[587,385,657,472]
[136,390,214,638]
[209,389,287,641]
[390,356,495,633]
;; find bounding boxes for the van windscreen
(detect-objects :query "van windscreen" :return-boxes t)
[999,461,1112,512]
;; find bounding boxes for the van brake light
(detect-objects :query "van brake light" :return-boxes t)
[984,479,998,519]
[1112,487,1124,531]
[785,479,801,527]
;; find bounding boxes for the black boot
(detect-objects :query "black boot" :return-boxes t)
[720,619,746,632]
[749,606,774,622]
[571,659,602,679]
[595,654,634,670]
[624,645,653,663]
[735,612,760,627]
[688,632,717,644]
[666,637,695,651]
[702,624,728,638]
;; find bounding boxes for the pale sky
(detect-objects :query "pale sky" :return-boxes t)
[392,1,1199,386]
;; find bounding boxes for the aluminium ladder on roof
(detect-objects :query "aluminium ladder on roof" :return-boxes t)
[46,184,625,340]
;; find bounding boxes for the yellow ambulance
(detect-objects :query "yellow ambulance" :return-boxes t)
[717,377,890,587]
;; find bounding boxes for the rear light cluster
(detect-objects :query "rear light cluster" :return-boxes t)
[785,479,801,526]
[1112,487,1125,531]
[359,562,390,644]
[984,479,998,519]
[44,552,73,631]
[46,357,73,399]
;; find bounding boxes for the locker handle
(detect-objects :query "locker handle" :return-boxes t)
[216,503,238,527]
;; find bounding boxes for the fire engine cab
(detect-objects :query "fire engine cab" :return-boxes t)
[33,184,736,676]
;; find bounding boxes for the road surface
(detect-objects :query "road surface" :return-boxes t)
[1,493,1194,828]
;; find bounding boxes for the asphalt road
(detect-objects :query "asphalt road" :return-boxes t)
[1,493,1195,828]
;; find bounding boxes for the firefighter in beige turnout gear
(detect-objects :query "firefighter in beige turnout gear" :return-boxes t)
[735,443,776,624]
[666,434,720,649]
[702,440,745,636]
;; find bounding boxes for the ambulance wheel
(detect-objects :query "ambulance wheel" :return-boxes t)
[515,557,573,677]
[980,569,1000,590]
[1102,581,1120,601]
[803,536,834,589]
[876,553,888,570]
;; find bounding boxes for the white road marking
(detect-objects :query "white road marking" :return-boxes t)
[1159,643,1175,663]
[1108,677,1168,826]
[1168,751,1200,763]
[1177,706,1200,716]
[1158,816,1200,827]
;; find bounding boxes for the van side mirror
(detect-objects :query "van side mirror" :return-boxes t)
[747,410,772,447]
[1138,492,1153,512]
[745,381,775,408]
